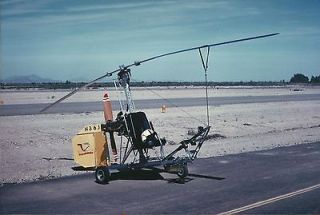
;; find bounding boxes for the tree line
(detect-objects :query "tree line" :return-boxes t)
[0,81,288,90]
[1,74,319,90]
[289,73,320,84]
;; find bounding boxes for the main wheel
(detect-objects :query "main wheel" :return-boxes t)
[95,166,110,184]
[177,164,188,178]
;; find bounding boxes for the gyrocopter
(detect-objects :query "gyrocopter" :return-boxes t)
[41,33,278,184]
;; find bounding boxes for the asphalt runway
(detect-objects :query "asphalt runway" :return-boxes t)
[1,142,319,214]
[1,93,319,116]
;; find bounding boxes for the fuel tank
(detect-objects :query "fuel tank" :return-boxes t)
[72,124,110,168]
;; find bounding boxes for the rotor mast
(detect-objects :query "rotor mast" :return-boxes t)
[117,66,135,113]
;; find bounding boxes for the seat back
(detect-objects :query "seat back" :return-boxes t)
[126,112,160,149]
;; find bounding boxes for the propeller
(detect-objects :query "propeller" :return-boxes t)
[40,33,279,113]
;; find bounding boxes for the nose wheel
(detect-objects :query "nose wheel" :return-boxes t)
[95,166,110,184]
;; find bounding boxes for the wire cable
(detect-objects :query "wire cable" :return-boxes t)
[131,79,207,126]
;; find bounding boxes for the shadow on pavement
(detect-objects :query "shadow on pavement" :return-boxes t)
[95,169,225,185]
[109,169,164,181]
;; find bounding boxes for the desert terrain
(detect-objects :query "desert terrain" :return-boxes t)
[0,86,319,185]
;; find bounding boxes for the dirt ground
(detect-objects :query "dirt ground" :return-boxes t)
[0,87,319,185]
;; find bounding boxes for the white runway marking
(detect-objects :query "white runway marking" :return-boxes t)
[218,183,320,215]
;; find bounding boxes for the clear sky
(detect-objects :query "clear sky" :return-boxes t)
[1,0,320,82]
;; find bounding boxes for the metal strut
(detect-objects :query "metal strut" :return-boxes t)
[118,67,135,113]
[198,47,211,127]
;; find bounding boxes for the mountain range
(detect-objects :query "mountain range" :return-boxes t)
[1,75,57,83]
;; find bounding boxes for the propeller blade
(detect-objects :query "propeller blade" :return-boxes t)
[40,33,278,113]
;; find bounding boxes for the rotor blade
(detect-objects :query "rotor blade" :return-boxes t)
[138,33,279,64]
[39,69,119,113]
[40,33,278,113]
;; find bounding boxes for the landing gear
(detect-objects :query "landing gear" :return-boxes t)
[164,163,189,179]
[95,166,110,184]
[177,164,188,179]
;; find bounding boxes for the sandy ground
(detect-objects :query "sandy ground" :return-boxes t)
[1,92,319,184]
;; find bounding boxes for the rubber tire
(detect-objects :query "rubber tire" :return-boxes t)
[95,166,110,184]
[177,164,188,178]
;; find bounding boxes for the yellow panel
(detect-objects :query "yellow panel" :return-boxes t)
[72,133,96,168]
[72,128,110,168]
[94,132,110,167]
